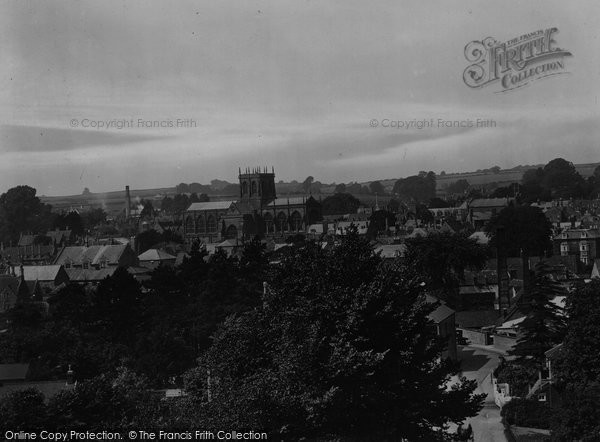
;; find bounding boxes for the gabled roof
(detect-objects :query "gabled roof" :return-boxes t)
[138,249,176,261]
[18,234,36,247]
[47,229,71,244]
[54,245,130,266]
[0,363,30,381]
[428,303,455,323]
[187,201,233,211]
[65,267,117,282]
[15,265,64,282]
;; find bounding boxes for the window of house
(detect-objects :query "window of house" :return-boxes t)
[581,231,588,238]
[560,242,569,256]
[83,261,89,269]
[538,393,547,402]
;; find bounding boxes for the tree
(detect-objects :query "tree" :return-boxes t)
[509,261,566,368]
[0,388,48,430]
[140,200,154,218]
[321,193,361,216]
[446,179,470,195]
[302,176,314,194]
[334,183,346,193]
[485,205,552,258]
[393,173,436,202]
[369,180,385,195]
[541,158,585,199]
[182,233,483,439]
[0,185,53,243]
[551,279,600,440]
[405,231,489,307]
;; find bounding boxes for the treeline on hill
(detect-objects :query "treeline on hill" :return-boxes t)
[0,232,487,439]
[0,185,111,244]
[442,159,600,203]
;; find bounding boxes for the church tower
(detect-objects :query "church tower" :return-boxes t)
[239,166,276,208]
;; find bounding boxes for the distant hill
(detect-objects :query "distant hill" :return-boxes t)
[39,161,599,214]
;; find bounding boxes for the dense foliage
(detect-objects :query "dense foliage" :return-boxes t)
[178,231,484,440]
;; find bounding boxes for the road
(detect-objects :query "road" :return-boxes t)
[458,345,508,442]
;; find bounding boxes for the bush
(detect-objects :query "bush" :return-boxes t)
[501,398,552,429]
[495,360,538,397]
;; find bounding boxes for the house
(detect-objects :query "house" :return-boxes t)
[426,295,457,361]
[65,267,117,284]
[46,228,73,247]
[553,228,600,267]
[138,249,177,269]
[13,265,70,294]
[0,275,30,314]
[54,244,138,269]
[466,198,514,228]
[525,343,564,405]
[0,244,57,266]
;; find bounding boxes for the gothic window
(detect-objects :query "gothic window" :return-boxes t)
[263,213,274,233]
[276,212,287,232]
[196,216,205,233]
[242,181,248,195]
[185,216,195,234]
[226,225,238,239]
[290,211,302,231]
[207,215,217,232]
[251,181,257,196]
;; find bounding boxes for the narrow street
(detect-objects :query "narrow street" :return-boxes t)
[458,345,508,442]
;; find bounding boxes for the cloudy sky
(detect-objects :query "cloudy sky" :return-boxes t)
[1,0,599,195]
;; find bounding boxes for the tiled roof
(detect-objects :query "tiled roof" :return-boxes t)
[138,249,176,261]
[187,201,233,211]
[65,267,117,282]
[55,245,129,266]
[18,235,36,247]
[15,265,63,281]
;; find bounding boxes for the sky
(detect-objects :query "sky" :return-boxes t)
[1,0,599,196]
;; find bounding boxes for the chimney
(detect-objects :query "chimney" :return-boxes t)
[125,186,131,219]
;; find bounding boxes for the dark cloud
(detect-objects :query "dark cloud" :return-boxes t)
[0,124,168,153]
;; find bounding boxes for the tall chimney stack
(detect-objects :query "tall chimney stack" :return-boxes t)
[125,186,131,219]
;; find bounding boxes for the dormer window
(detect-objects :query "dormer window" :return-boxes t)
[581,231,588,238]
[561,232,568,239]
[82,260,90,269]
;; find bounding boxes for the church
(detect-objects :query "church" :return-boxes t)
[183,167,322,243]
